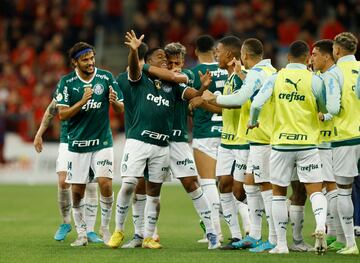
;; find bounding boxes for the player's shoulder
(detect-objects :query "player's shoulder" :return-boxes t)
[95,68,113,78]
[59,71,77,86]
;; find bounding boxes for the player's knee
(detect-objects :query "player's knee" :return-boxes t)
[218,176,233,193]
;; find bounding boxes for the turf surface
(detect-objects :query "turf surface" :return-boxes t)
[0,184,358,263]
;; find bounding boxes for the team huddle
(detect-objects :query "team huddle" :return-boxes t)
[33,30,360,255]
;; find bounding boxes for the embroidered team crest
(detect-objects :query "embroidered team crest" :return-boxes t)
[93,84,104,95]
[154,80,162,90]
[162,84,172,93]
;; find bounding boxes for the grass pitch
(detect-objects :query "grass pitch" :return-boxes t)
[0,184,358,263]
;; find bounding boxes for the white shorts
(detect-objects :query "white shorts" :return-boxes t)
[332,144,360,178]
[121,139,170,183]
[319,149,335,182]
[65,147,114,184]
[270,148,322,187]
[247,144,271,184]
[216,146,248,182]
[56,143,68,173]
[169,142,198,179]
[192,138,220,160]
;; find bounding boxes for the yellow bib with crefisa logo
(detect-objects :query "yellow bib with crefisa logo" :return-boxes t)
[245,66,277,144]
[221,73,247,146]
[333,60,360,141]
[271,68,320,145]
[315,70,335,143]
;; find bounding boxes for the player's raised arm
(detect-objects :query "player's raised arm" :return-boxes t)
[33,99,58,153]
[144,65,188,83]
[125,30,144,81]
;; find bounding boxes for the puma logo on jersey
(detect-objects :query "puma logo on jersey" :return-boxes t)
[73,87,80,92]
[285,78,301,91]
[146,93,170,107]
[82,99,102,111]
[351,69,359,74]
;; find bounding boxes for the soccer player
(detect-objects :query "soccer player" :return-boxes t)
[164,42,219,249]
[201,36,249,249]
[34,99,102,243]
[249,40,328,254]
[190,35,227,242]
[202,38,277,252]
[310,39,346,251]
[331,32,360,255]
[56,42,124,246]
[115,42,182,248]
[108,31,214,249]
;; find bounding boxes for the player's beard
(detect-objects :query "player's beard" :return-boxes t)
[80,64,95,75]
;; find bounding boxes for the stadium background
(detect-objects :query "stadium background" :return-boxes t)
[1,0,360,183]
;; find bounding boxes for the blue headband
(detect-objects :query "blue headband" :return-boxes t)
[73,48,93,59]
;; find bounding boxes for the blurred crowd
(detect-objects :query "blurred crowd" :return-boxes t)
[0,0,359,164]
[134,0,360,67]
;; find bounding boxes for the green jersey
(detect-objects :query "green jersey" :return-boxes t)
[52,88,68,143]
[170,69,194,142]
[116,71,133,137]
[56,68,124,153]
[191,63,227,138]
[126,72,186,147]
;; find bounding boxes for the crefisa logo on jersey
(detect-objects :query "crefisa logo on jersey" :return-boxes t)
[93,84,104,95]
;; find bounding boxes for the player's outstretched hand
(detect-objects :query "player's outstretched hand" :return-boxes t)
[125,30,144,51]
[109,86,117,104]
[189,96,204,111]
[33,135,43,153]
[199,70,212,89]
[201,90,216,102]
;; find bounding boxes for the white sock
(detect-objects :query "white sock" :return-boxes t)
[244,184,262,239]
[85,183,98,232]
[289,205,304,241]
[325,189,337,237]
[220,192,241,239]
[272,195,288,247]
[200,179,221,236]
[132,194,146,237]
[189,187,216,235]
[100,193,113,229]
[58,187,72,224]
[337,188,356,247]
[309,192,327,233]
[261,190,276,244]
[115,178,137,231]
[234,196,251,235]
[144,195,160,239]
[72,198,86,237]
[330,194,345,243]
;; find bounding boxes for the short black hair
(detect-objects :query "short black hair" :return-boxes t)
[144,47,163,63]
[68,42,95,61]
[289,40,309,59]
[196,35,215,53]
[138,43,149,61]
[334,32,358,54]
[313,39,334,59]
[242,38,263,58]
[219,36,242,59]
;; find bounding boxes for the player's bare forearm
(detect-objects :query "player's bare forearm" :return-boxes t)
[35,100,57,137]
[128,48,141,81]
[200,102,222,113]
[111,101,124,113]
[58,102,84,120]
[148,66,188,83]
